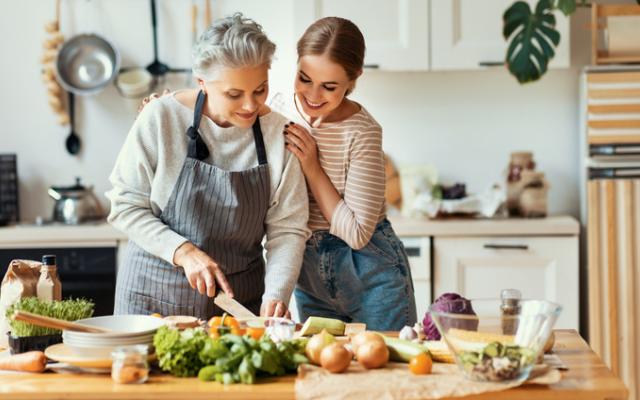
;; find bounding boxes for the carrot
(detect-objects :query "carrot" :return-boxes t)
[0,351,47,373]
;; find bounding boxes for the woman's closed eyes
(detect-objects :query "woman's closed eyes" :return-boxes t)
[297,74,337,92]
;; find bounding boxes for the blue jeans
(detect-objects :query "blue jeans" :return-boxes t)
[295,219,417,331]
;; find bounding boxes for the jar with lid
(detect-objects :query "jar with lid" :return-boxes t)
[500,288,522,335]
[111,345,149,384]
[506,152,536,216]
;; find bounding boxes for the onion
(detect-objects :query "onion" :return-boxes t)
[305,329,336,365]
[350,331,385,355]
[356,340,389,369]
[320,343,352,373]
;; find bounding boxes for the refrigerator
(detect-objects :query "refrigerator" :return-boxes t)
[581,66,640,400]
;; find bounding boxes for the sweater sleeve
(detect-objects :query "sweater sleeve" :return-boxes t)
[329,125,386,249]
[105,103,188,264]
[262,151,310,304]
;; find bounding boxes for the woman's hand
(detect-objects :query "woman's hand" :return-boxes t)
[260,299,291,319]
[284,122,322,178]
[173,242,234,298]
[137,89,171,113]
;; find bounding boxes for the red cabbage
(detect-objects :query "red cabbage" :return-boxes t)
[423,293,478,340]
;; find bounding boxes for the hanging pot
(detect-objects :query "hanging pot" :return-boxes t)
[55,34,120,96]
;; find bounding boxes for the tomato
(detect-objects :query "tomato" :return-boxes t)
[408,352,432,375]
[207,314,243,336]
[246,327,265,340]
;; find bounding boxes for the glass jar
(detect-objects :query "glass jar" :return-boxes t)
[506,152,536,216]
[111,345,149,384]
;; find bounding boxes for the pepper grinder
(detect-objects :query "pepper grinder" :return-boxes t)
[500,288,522,335]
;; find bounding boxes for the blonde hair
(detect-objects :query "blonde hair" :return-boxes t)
[296,17,365,94]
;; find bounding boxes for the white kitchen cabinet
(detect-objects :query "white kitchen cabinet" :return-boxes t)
[433,236,579,329]
[293,0,429,70]
[399,236,432,321]
[430,0,570,70]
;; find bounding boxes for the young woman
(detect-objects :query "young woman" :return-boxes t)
[107,14,309,319]
[271,17,417,330]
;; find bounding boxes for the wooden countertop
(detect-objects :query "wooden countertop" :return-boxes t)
[0,330,627,400]
[388,215,580,237]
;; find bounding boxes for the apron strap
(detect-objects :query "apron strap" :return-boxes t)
[251,117,268,165]
[186,90,210,161]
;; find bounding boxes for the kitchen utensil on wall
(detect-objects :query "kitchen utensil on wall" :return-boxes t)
[48,177,105,224]
[0,154,19,226]
[141,0,189,91]
[185,0,198,86]
[115,68,154,111]
[55,34,120,96]
[65,92,80,155]
[146,0,170,78]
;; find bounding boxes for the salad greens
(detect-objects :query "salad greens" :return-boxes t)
[153,325,308,384]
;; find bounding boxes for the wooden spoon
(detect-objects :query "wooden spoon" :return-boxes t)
[12,311,112,334]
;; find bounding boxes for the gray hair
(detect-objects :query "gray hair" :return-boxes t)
[192,13,276,81]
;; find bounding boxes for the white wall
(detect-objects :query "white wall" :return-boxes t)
[0,0,610,221]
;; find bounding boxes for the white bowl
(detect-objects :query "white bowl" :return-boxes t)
[63,315,166,338]
[63,333,155,346]
[66,340,154,358]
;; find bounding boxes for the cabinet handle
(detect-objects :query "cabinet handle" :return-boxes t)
[483,243,529,250]
[364,64,380,69]
[405,247,420,257]
[478,61,505,67]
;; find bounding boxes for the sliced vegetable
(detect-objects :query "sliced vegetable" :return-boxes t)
[384,336,430,363]
[299,316,345,336]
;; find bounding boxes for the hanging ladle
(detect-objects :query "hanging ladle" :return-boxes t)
[146,0,170,77]
[65,91,81,155]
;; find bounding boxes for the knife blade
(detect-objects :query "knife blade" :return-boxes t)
[214,293,257,319]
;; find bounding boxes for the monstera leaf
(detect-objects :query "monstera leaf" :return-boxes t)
[503,0,560,83]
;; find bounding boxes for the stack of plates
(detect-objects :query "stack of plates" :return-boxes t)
[62,315,166,358]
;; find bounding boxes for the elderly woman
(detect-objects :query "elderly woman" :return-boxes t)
[107,14,309,319]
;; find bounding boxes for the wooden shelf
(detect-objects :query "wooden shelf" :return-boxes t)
[592,4,640,66]
[596,51,640,65]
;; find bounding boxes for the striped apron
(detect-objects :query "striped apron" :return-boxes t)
[114,90,270,318]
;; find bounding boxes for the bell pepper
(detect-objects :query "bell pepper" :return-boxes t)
[207,313,244,338]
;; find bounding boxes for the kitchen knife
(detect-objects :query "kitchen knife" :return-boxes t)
[214,293,257,319]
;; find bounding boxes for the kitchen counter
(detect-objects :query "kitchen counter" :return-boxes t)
[0,330,627,400]
[388,215,579,237]
[0,216,579,248]
[0,222,126,248]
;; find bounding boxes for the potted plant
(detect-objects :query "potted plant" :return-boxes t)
[503,0,640,83]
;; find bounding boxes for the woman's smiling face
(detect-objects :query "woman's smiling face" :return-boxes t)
[294,54,354,119]
[201,63,269,128]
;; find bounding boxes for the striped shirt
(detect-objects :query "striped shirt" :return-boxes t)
[271,93,386,250]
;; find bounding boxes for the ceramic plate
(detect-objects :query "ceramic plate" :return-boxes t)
[45,343,156,369]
